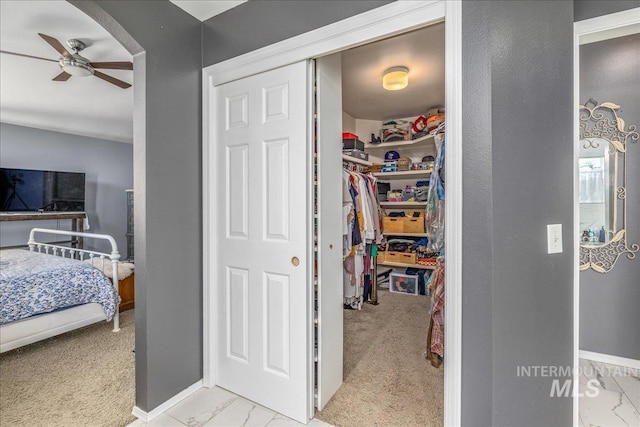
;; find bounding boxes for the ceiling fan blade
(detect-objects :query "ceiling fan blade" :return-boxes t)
[89,61,133,70]
[38,33,72,58]
[0,50,57,63]
[94,70,131,89]
[53,71,72,82]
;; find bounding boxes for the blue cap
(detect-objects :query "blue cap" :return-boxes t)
[384,150,400,161]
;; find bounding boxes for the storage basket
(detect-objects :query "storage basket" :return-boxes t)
[385,251,417,265]
[403,217,425,233]
[383,217,404,233]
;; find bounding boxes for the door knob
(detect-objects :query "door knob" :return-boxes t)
[291,256,300,266]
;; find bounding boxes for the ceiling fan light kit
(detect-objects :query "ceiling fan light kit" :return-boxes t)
[382,66,409,91]
[59,57,94,77]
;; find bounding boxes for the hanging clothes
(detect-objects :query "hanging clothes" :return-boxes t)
[426,258,445,367]
[425,133,446,253]
[342,169,382,309]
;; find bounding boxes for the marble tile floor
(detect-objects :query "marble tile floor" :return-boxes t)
[128,359,638,427]
[578,358,640,427]
[126,386,334,427]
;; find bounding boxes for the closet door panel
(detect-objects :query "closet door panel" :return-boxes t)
[214,60,311,423]
[226,145,249,239]
[315,53,344,409]
[263,138,290,241]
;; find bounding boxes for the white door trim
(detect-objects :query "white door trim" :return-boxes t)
[573,8,640,427]
[206,1,445,87]
[444,2,462,425]
[203,1,462,424]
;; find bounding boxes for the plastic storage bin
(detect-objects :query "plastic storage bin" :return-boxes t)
[389,272,419,295]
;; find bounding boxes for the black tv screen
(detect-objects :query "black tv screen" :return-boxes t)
[0,168,85,212]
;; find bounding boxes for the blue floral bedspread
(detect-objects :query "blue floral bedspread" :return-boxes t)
[0,249,119,324]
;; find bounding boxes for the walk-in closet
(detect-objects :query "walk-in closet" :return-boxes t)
[313,22,447,426]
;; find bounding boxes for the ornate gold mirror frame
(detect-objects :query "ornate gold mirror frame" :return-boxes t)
[579,100,639,273]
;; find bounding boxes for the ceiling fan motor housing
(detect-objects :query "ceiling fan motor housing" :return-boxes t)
[66,38,86,53]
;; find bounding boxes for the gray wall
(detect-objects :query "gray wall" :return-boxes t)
[574,0,639,22]
[0,123,132,254]
[460,2,493,423]
[61,0,628,420]
[73,0,203,412]
[202,0,393,67]
[205,1,575,426]
[462,2,575,425]
[579,33,640,360]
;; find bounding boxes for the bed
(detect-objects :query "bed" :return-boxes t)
[0,228,122,353]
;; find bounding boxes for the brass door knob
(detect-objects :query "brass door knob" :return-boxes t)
[291,256,300,266]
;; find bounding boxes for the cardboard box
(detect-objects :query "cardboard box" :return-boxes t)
[342,138,365,151]
[342,149,368,161]
[389,272,419,295]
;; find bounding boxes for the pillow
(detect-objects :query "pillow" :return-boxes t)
[83,258,135,279]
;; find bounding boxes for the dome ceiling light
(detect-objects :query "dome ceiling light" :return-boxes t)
[382,66,409,91]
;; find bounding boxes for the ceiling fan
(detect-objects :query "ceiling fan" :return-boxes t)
[0,33,132,89]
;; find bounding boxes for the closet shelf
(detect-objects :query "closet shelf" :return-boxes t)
[379,201,427,208]
[372,170,432,180]
[382,232,428,237]
[342,154,373,166]
[364,133,435,150]
[378,261,435,270]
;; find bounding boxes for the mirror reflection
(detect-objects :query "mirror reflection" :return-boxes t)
[579,138,615,246]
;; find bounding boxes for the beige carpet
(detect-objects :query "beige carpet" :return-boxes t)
[0,310,136,427]
[315,289,444,427]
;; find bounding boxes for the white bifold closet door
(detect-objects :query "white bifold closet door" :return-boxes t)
[214,60,312,423]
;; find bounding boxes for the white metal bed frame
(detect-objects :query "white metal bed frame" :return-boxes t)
[0,228,121,353]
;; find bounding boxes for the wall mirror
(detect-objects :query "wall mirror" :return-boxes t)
[579,99,639,273]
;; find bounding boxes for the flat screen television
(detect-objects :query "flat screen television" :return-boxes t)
[0,168,86,212]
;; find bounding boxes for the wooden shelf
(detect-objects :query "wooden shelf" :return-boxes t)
[372,170,432,180]
[364,133,435,150]
[342,154,372,166]
[379,201,427,208]
[382,232,428,237]
[377,261,435,270]
[0,211,86,221]
[0,211,87,249]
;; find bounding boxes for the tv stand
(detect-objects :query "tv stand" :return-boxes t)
[0,211,87,249]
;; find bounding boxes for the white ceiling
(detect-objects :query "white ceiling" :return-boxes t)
[0,0,133,143]
[170,0,247,22]
[341,22,445,121]
[0,1,441,143]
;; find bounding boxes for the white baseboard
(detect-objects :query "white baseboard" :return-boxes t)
[131,380,203,423]
[580,350,640,370]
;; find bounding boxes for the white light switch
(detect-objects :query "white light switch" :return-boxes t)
[547,224,563,254]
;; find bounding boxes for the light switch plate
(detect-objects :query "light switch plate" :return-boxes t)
[547,224,563,254]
